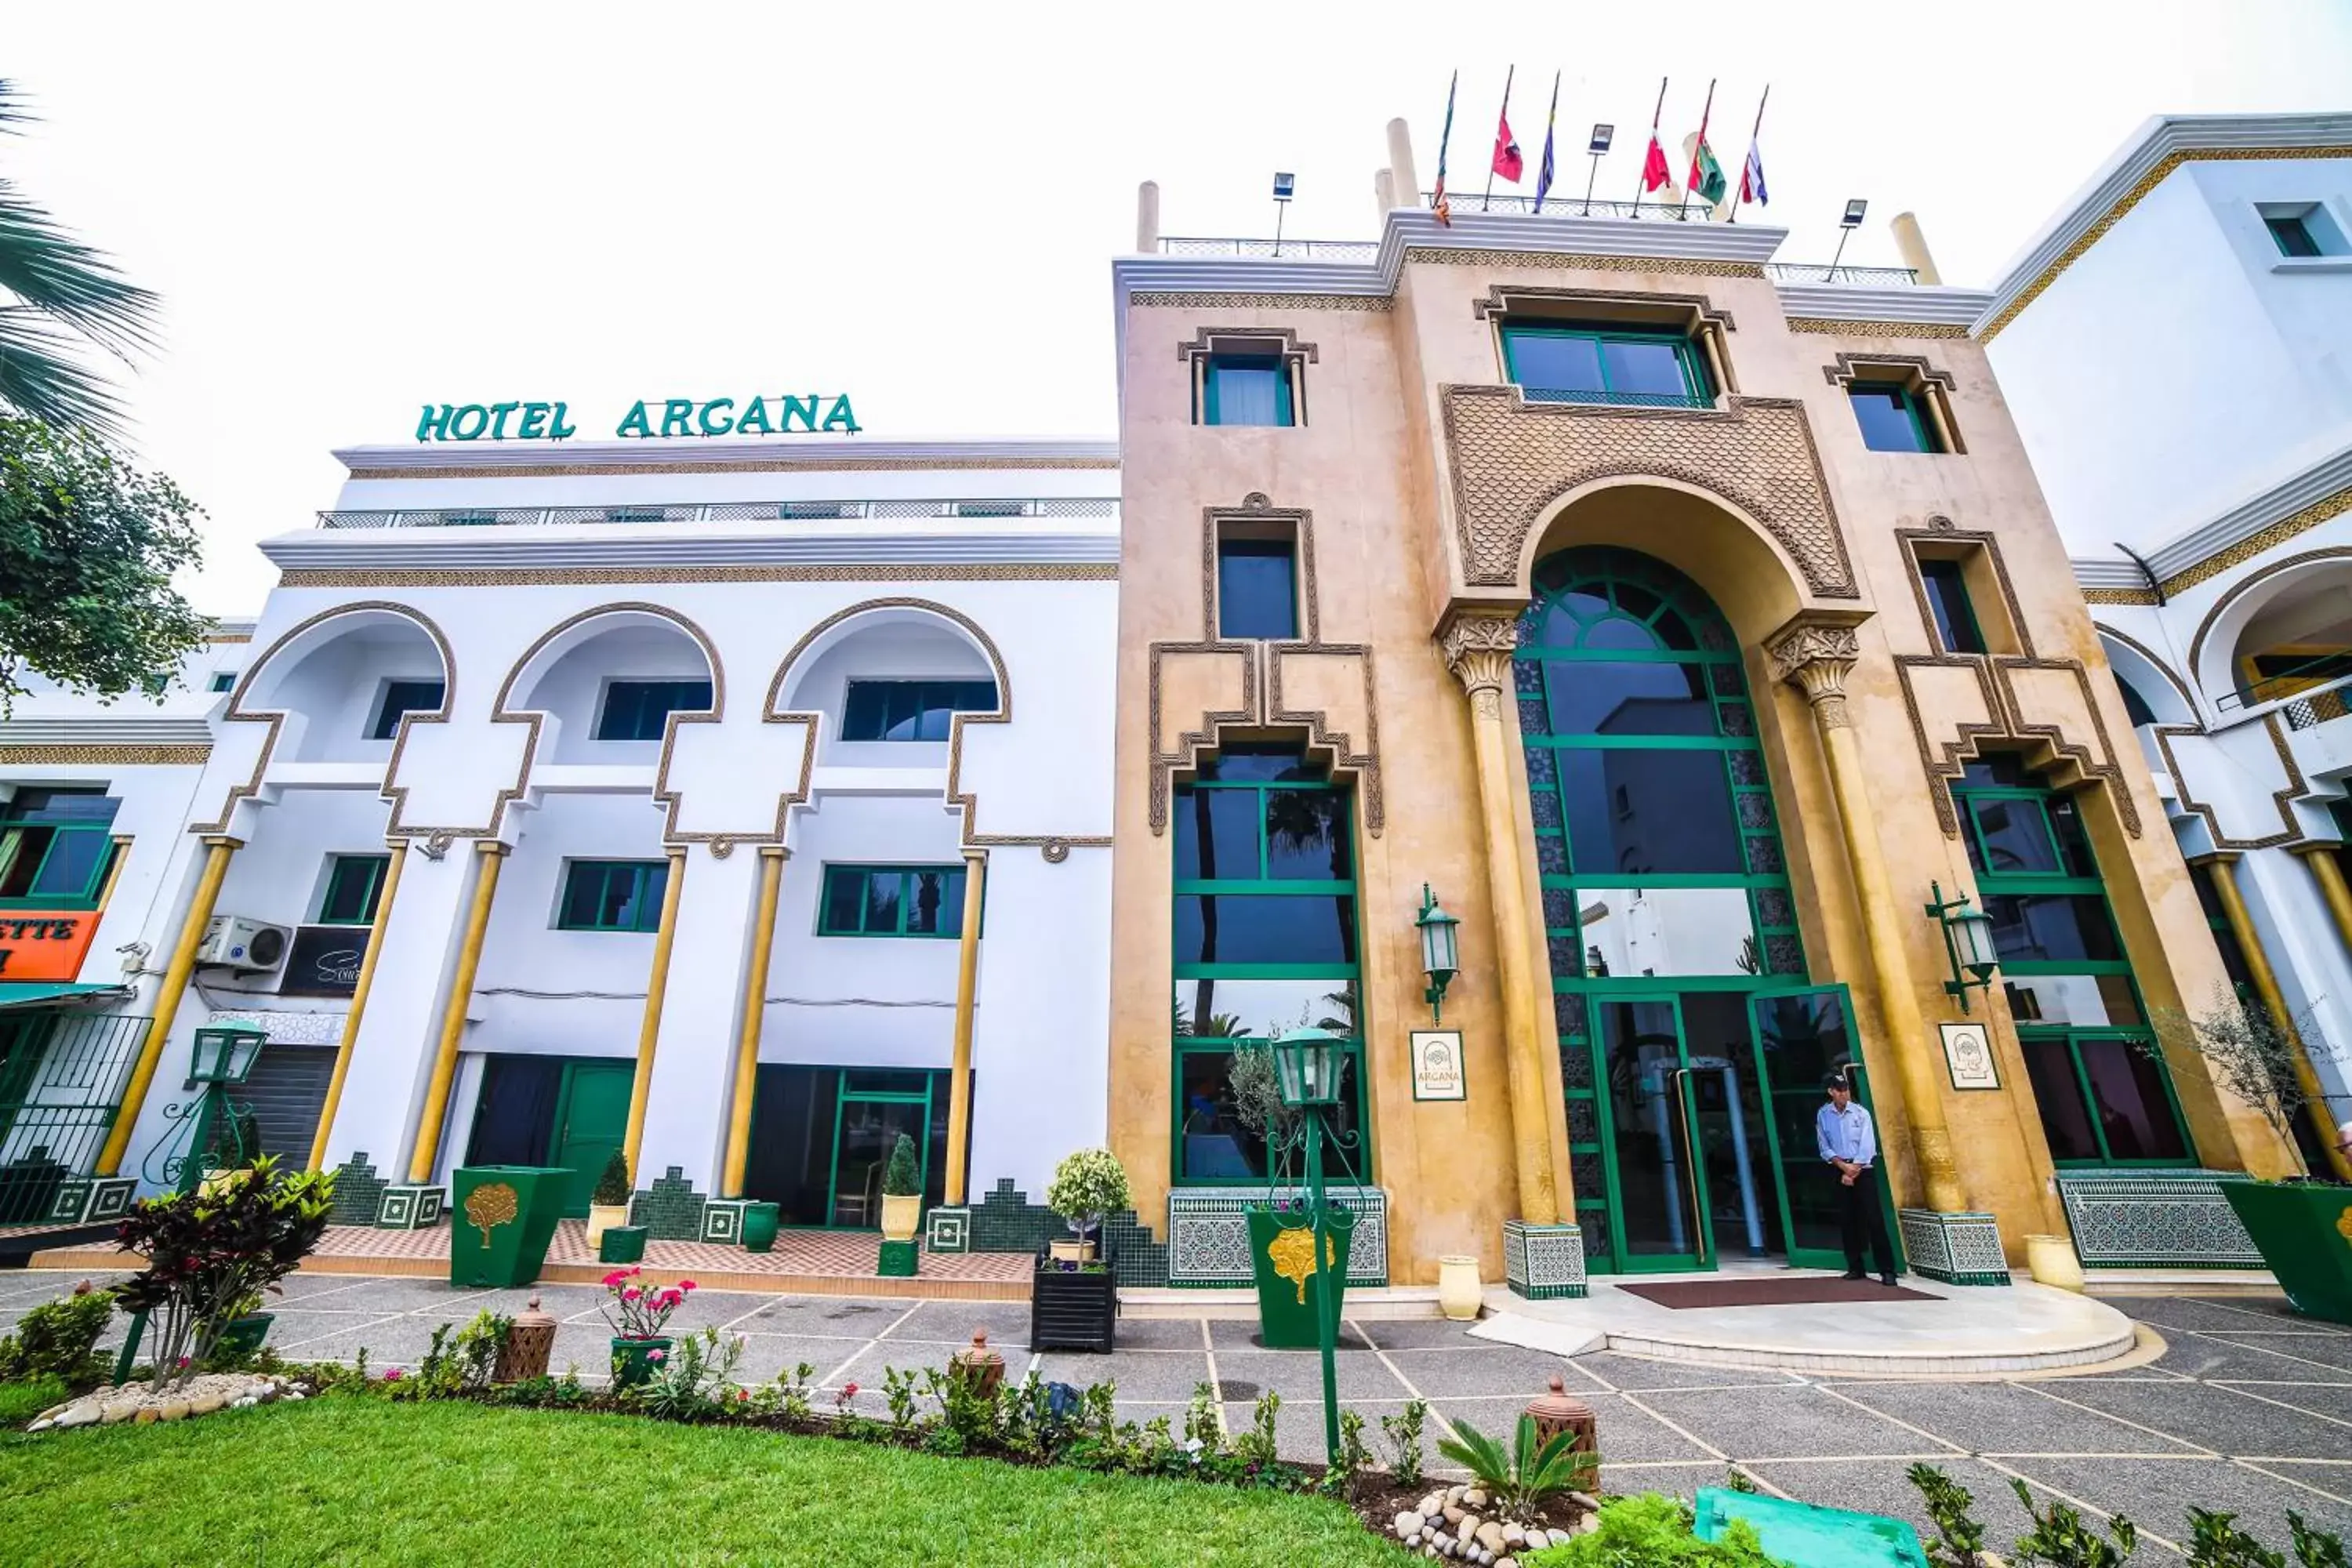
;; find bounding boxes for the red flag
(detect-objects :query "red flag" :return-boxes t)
[1492,111,1523,183]
[1640,135,1672,191]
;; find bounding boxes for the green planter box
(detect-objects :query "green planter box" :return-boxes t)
[1246,1205,1352,1350]
[600,1225,648,1264]
[610,1335,672,1389]
[2221,1179,2352,1324]
[215,1313,274,1359]
[450,1165,574,1289]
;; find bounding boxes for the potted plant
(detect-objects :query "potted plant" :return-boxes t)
[586,1150,632,1250]
[600,1265,698,1388]
[1033,1149,1127,1352]
[879,1133,923,1243]
[214,1290,274,1359]
[2155,985,2352,1323]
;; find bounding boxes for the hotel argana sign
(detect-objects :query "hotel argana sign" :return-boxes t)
[416,393,861,443]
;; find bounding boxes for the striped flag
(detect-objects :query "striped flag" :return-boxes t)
[1533,71,1560,212]
[1738,86,1771,212]
[1432,70,1458,226]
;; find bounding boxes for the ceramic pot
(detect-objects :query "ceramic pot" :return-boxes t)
[586,1203,630,1250]
[880,1193,922,1243]
[1436,1255,1483,1320]
[2024,1232,2085,1293]
[1048,1236,1096,1263]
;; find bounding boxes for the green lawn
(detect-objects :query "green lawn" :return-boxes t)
[0,1397,1406,1566]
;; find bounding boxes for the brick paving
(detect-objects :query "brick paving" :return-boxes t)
[6,1275,2348,1557]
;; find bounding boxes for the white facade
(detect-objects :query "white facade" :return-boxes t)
[1982,114,2352,1153]
[2,435,1118,1222]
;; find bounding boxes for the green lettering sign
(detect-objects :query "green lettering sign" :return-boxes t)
[415,394,851,441]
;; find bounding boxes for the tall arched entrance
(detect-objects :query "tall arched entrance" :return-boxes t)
[1517,546,1896,1274]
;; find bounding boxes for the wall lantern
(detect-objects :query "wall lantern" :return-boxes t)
[188,1023,267,1087]
[1926,881,1999,1014]
[1272,1026,1346,1110]
[1415,884,1461,1023]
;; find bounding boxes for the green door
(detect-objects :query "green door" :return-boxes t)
[1748,985,1904,1272]
[1591,995,1715,1272]
[549,1060,633,1218]
[826,1076,933,1229]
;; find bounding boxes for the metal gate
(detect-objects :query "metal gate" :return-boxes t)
[0,1011,148,1225]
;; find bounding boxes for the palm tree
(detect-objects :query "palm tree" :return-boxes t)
[0,82,158,435]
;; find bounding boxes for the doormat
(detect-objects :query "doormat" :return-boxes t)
[1617,1278,1938,1309]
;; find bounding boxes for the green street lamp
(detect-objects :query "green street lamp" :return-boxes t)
[189,1024,267,1087]
[145,1023,269,1195]
[1415,884,1461,1023]
[1926,882,2000,1014]
[1269,1024,1357,1465]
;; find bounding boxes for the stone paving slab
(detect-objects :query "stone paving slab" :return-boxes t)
[1207,1317,1374,1352]
[1747,1456,2041,1541]
[2204,1331,2352,1374]
[1432,1392,1718,1464]
[1563,1350,1807,1391]
[1999,1454,2352,1545]
[1380,1342,1577,1400]
[1210,1347,1410,1403]
[1635,1383,1967,1462]
[1035,1349,1212,1403]
[1830,1378,2212,1457]
[2034,1376,2352,1460]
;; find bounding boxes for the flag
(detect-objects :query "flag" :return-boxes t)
[1533,71,1559,211]
[1687,136,1727,205]
[1740,139,1768,206]
[1491,107,1523,183]
[1432,70,1458,226]
[1640,133,1672,192]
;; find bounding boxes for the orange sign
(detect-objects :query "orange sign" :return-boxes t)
[0,912,103,982]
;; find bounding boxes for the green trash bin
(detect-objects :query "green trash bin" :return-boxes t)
[1245,1204,1353,1349]
[451,1165,574,1289]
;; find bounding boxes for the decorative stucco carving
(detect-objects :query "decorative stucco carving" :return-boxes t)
[1437,385,1858,599]
[277,564,1116,590]
[1439,609,1522,697]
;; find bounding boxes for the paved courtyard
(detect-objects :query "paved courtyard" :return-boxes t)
[8,1272,2350,1555]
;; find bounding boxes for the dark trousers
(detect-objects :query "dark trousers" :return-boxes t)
[1833,1163,1896,1278]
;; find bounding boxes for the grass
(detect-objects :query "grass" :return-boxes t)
[0,1396,1407,1566]
[0,1374,70,1425]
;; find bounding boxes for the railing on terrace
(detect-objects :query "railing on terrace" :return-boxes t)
[2216,648,2352,715]
[1762,262,1920,286]
[316,498,1120,529]
[0,1011,147,1225]
[1421,193,1728,223]
[1156,236,1381,261]
[1521,386,1715,410]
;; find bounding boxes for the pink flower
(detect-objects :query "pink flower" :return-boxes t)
[601,1269,629,1288]
[842,1381,859,1399]
[383,1367,404,1381]
[678,1279,697,1292]
[735,1388,749,1403]
[647,1348,666,1364]
[175,1356,191,1370]
[659,1289,682,1308]
[622,1286,642,1303]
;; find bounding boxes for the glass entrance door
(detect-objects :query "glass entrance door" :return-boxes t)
[1594,997,1711,1270]
[827,1083,932,1229]
[1747,985,1904,1272]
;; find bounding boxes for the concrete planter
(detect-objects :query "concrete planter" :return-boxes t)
[1437,1255,1483,1320]
[880,1193,923,1243]
[2024,1233,2085,1293]
[2222,1180,2352,1323]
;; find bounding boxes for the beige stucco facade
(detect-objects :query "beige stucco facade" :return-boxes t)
[1109,209,2296,1289]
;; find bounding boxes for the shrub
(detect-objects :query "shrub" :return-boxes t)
[114,1156,334,1393]
[0,1280,114,1388]
[1909,1463,1991,1566]
[2009,1479,2136,1566]
[590,1150,631,1208]
[1526,1493,1779,1565]
[1381,1398,1428,1489]
[1436,1413,1596,1520]
[1046,1148,1131,1240]
[882,1134,922,1199]
[636,1326,745,1421]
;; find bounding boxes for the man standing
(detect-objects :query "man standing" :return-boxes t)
[1817,1073,1896,1287]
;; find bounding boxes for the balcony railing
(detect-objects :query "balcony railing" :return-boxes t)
[1421,193,1726,223]
[1762,262,1920,286]
[2216,648,2352,714]
[1520,386,1715,410]
[1156,236,1380,261]
[315,499,1120,529]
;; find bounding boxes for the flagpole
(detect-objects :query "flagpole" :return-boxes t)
[1534,69,1559,214]
[1730,84,1769,224]
[1678,77,1715,220]
[1483,65,1514,212]
[1632,76,1666,217]
[1432,68,1458,224]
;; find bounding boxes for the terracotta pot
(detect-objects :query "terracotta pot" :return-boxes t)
[1048,1236,1096,1263]
[2024,1232,2085,1293]
[1436,1254,1483,1321]
[880,1193,923,1243]
[586,1203,630,1250]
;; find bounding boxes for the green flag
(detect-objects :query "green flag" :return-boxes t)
[1686,133,1728,205]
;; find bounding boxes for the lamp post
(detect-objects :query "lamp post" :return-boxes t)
[147,1023,267,1195]
[1268,1025,1356,1465]
[1828,197,1868,279]
[1926,881,2000,1013]
[1416,884,1461,1022]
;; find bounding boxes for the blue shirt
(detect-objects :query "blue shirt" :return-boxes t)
[1817,1100,1878,1167]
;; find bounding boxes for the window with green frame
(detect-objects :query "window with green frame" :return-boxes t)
[818,865,968,938]
[1516,548,1805,1261]
[1916,557,1987,655]
[1847,381,1944,452]
[317,854,390,926]
[1171,748,1366,1185]
[1499,321,1714,409]
[557,859,671,933]
[1956,753,2193,1166]
[596,679,713,742]
[1202,354,1294,427]
[0,790,122,907]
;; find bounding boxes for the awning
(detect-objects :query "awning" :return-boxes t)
[0,982,133,1013]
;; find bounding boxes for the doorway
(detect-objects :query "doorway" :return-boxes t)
[464,1054,632,1217]
[742,1066,952,1229]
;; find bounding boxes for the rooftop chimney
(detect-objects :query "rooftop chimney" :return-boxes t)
[1136,180,1162,255]
[1890,212,1944,285]
[1374,169,1396,224]
[1386,118,1419,212]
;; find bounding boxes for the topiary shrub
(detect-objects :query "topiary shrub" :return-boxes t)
[1045,1149,1131,1242]
[591,1149,631,1207]
[882,1134,922,1198]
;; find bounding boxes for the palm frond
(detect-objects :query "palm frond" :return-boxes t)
[1434,1419,1513,1491]
[0,81,36,135]
[0,180,159,361]
[0,305,129,434]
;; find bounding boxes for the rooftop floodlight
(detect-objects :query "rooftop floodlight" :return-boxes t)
[1272,171,1297,201]
[1842,198,1869,227]
[1829,198,1871,277]
[1588,124,1614,154]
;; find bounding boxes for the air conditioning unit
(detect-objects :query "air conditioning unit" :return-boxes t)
[197,915,292,973]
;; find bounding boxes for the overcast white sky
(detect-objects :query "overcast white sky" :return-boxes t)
[9,1,2350,612]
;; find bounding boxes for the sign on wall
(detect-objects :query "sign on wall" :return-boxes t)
[1940,1022,2001,1090]
[1410,1029,1468,1102]
[0,913,103,983]
[276,926,368,1000]
[414,394,860,444]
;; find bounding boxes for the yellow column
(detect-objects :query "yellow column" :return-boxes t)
[2219,852,2352,1180]
[720,846,787,1198]
[620,848,689,1179]
[1768,625,1968,1214]
[1441,610,1563,1225]
[944,848,987,1205]
[307,846,407,1171]
[97,836,238,1174]
[407,841,507,1184]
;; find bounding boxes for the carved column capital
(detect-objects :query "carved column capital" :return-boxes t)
[1766,622,1861,727]
[1439,609,1523,700]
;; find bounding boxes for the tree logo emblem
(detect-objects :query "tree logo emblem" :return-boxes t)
[465,1181,519,1247]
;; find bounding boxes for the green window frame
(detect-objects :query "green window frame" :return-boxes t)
[1917,557,1987,655]
[1846,381,1942,453]
[208,671,238,694]
[1202,354,1295,427]
[1171,753,1367,1185]
[1955,761,2194,1168]
[0,792,122,909]
[596,679,714,742]
[317,855,390,926]
[839,679,999,742]
[817,865,969,938]
[1498,321,1714,409]
[370,679,445,740]
[557,860,671,934]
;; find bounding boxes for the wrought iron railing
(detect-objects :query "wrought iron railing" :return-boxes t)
[1420,192,1726,223]
[2217,649,2352,715]
[1762,263,1921,286]
[316,498,1120,529]
[1156,236,1381,261]
[2285,684,2352,732]
[0,1010,147,1225]
[1520,386,1715,410]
